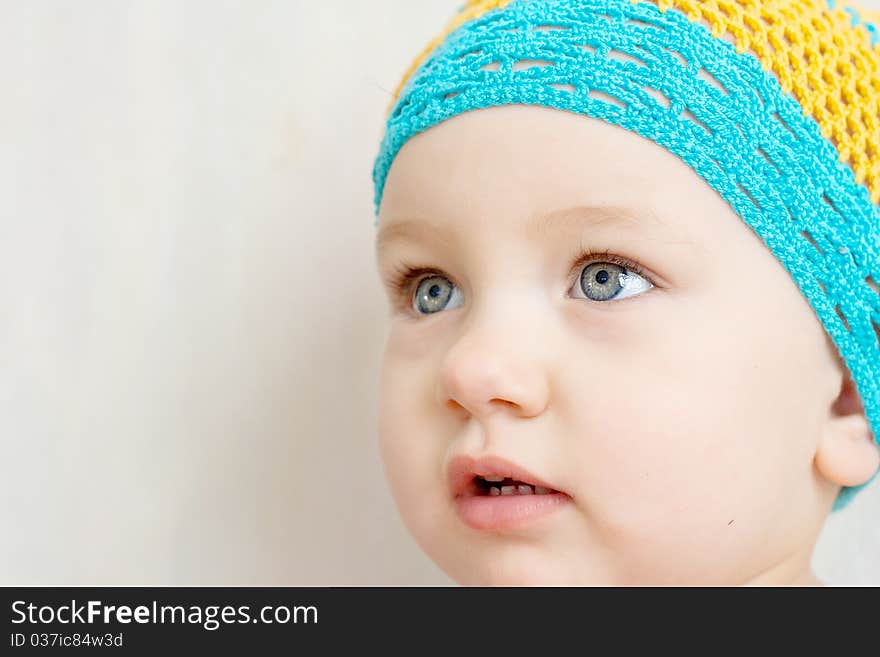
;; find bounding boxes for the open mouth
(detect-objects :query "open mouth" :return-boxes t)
[473,475,559,496]
[448,454,572,531]
[447,454,568,499]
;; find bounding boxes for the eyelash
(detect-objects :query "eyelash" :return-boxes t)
[386,248,654,311]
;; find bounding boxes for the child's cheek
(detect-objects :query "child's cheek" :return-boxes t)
[377,354,451,548]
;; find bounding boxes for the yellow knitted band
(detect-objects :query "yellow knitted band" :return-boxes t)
[387,0,880,205]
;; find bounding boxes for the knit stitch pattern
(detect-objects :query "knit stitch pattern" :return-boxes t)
[384,0,880,204]
[372,0,880,511]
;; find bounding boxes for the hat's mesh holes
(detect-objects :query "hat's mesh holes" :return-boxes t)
[458,47,484,60]
[834,304,852,332]
[548,82,577,93]
[800,230,825,255]
[818,279,828,295]
[391,98,411,119]
[480,60,501,72]
[697,67,730,95]
[873,321,880,349]
[643,85,672,109]
[821,193,845,221]
[690,12,738,48]
[608,49,649,68]
[737,182,762,210]
[720,31,738,47]
[534,24,570,32]
[753,89,767,110]
[756,146,783,175]
[679,107,713,136]
[588,88,628,109]
[512,58,554,72]
[772,112,799,140]
[578,43,598,54]
[661,46,688,68]
[624,18,661,30]
[866,275,880,297]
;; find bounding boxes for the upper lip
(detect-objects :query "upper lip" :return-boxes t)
[447,453,567,498]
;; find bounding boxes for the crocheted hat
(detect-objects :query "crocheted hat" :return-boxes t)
[371,0,880,511]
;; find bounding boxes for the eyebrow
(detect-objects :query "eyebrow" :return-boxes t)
[526,204,670,241]
[376,203,686,256]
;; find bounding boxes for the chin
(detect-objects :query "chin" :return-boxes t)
[438,543,594,586]
[465,565,576,587]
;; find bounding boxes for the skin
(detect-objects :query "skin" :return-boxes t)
[373,104,879,586]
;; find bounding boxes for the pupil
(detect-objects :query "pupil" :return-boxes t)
[596,269,609,284]
[429,285,441,297]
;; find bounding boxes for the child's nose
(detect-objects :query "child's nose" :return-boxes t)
[436,328,551,420]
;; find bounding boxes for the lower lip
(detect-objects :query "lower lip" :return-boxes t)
[454,492,571,531]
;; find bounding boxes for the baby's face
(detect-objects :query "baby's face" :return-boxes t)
[374,104,843,585]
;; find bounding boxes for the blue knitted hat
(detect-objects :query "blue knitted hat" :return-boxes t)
[371,0,880,511]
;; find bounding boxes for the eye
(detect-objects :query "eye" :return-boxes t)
[412,275,464,315]
[569,251,654,303]
[384,248,655,318]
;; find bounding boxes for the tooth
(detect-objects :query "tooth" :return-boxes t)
[500,485,516,495]
[517,485,534,495]
[489,486,501,496]
[483,475,505,482]
[534,486,550,495]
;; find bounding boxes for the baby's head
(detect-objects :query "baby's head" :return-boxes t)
[371,0,880,585]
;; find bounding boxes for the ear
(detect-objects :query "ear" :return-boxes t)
[814,370,880,487]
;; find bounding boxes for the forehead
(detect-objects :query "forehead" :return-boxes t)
[375,105,717,255]
[376,204,678,256]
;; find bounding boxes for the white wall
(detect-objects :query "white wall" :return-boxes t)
[1,0,877,585]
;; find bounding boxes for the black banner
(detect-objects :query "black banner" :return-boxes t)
[0,586,852,651]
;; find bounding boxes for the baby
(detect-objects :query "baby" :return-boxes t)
[371,0,880,585]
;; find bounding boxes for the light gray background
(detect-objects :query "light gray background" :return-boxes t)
[1,0,878,585]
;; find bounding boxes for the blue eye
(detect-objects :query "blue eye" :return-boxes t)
[571,260,653,302]
[385,249,655,318]
[412,275,463,315]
